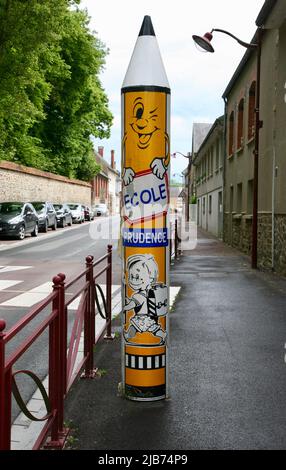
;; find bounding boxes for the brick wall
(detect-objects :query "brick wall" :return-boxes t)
[0,161,91,205]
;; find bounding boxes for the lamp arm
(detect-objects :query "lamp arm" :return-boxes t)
[211,28,258,49]
[173,151,191,159]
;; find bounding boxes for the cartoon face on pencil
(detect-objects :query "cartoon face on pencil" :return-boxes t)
[123,254,167,346]
[122,97,170,186]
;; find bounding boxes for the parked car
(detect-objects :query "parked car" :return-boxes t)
[31,202,57,232]
[83,205,94,221]
[0,202,39,240]
[93,203,109,217]
[53,203,73,228]
[67,203,85,224]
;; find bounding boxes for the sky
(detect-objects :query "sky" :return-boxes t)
[81,0,265,182]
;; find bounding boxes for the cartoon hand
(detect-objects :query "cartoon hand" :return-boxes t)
[123,167,135,186]
[150,158,166,180]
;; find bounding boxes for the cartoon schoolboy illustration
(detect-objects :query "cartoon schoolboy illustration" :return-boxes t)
[123,254,167,345]
[122,94,170,186]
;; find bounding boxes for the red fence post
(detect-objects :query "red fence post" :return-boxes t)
[46,274,68,448]
[170,223,173,265]
[57,273,67,433]
[81,256,97,379]
[105,244,114,340]
[0,319,11,450]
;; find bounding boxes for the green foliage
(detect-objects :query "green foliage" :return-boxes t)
[170,180,183,187]
[0,0,112,180]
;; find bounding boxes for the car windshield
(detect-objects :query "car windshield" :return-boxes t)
[68,204,80,210]
[0,203,23,215]
[32,202,45,213]
[53,204,63,211]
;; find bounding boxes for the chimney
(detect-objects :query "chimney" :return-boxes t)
[111,150,115,169]
[98,146,104,157]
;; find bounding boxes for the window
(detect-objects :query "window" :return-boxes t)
[248,81,256,140]
[230,186,234,213]
[228,111,234,156]
[247,179,254,214]
[209,195,212,214]
[203,197,206,215]
[215,139,220,170]
[237,183,242,213]
[237,99,244,149]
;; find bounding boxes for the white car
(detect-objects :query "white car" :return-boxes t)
[67,203,85,224]
[93,203,109,217]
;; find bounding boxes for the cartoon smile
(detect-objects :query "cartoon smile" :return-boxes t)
[130,97,160,149]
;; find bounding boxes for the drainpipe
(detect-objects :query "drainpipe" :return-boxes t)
[271,149,276,270]
[223,96,228,243]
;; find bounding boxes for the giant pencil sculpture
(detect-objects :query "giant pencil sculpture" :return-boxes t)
[121,16,170,401]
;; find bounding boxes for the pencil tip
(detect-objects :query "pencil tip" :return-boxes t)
[138,16,155,37]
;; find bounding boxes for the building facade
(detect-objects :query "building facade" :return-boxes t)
[91,146,121,214]
[223,0,286,274]
[193,117,224,238]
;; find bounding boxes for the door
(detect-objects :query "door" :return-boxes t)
[24,204,33,231]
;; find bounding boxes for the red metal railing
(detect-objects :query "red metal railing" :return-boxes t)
[0,245,113,450]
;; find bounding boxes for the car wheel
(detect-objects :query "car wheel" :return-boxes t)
[42,220,48,233]
[31,223,38,237]
[17,225,25,240]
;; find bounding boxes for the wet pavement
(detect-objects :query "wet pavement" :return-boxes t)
[64,229,286,450]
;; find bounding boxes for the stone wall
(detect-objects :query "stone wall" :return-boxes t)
[223,211,286,273]
[258,213,272,270]
[274,215,286,276]
[0,161,91,205]
[229,215,252,256]
[223,213,230,245]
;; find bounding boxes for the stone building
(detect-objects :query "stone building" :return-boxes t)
[223,0,286,274]
[91,146,121,214]
[192,117,224,238]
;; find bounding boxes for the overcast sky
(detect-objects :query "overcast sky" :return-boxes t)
[81,0,265,181]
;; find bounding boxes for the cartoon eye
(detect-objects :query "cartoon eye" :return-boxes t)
[133,102,144,120]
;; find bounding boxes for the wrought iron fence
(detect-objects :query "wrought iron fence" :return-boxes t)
[0,245,113,450]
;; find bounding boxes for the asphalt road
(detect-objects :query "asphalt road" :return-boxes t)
[0,215,121,420]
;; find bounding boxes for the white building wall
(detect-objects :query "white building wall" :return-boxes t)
[198,188,223,237]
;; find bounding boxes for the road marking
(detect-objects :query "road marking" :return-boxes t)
[0,282,53,307]
[0,280,23,291]
[0,283,179,310]
[0,265,32,273]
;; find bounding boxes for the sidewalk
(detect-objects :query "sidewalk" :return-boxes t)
[64,229,286,450]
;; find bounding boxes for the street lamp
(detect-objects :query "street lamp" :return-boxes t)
[192,27,263,269]
[171,151,193,222]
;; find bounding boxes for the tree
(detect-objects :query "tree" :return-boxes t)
[0,0,70,166]
[0,0,112,180]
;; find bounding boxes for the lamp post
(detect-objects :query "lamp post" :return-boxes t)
[192,27,263,269]
[172,151,193,221]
